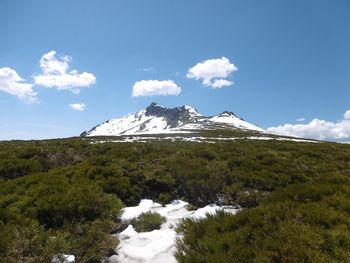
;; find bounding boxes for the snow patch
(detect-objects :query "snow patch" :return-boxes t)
[119,225,138,239]
[89,135,319,144]
[210,114,265,132]
[121,199,162,221]
[113,199,239,263]
[52,254,75,263]
[184,106,201,116]
[246,136,319,143]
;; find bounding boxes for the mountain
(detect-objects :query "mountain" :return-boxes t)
[81,102,264,137]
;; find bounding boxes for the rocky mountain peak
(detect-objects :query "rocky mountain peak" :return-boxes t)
[81,102,264,137]
[145,102,197,128]
[217,111,242,119]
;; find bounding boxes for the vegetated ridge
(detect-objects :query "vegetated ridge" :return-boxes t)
[0,128,349,262]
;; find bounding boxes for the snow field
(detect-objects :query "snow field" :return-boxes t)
[112,199,239,263]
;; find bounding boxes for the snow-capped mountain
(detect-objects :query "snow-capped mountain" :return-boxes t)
[81,102,264,137]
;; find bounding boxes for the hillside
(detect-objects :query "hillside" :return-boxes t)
[0,131,349,262]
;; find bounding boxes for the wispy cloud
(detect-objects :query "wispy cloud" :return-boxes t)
[34,50,96,93]
[132,80,181,97]
[69,103,86,111]
[187,57,237,88]
[296,117,305,122]
[0,67,37,103]
[268,110,350,142]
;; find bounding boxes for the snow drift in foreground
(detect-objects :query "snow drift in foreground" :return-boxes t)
[52,254,75,263]
[109,199,239,263]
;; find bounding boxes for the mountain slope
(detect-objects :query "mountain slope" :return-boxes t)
[81,102,264,137]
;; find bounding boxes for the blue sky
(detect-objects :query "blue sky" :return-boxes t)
[0,0,349,140]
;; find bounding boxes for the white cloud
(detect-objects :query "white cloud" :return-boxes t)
[69,103,86,111]
[296,117,305,122]
[34,50,96,93]
[211,79,233,89]
[0,67,37,103]
[39,50,70,75]
[132,80,181,97]
[343,110,350,120]
[186,57,237,88]
[267,110,350,142]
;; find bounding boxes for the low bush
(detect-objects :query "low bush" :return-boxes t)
[175,175,350,262]
[130,212,166,232]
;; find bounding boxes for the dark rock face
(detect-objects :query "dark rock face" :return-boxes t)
[145,102,195,128]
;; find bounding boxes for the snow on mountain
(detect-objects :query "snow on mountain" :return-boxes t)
[210,111,264,132]
[81,102,264,137]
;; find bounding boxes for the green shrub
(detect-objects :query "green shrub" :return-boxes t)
[175,176,350,263]
[69,219,118,262]
[130,212,166,232]
[0,221,69,263]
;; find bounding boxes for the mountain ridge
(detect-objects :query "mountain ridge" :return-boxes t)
[81,102,264,137]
